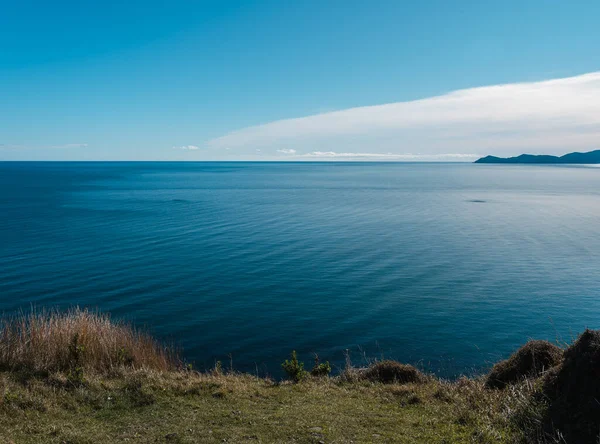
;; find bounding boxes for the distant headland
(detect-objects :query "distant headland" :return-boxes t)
[474,149,600,164]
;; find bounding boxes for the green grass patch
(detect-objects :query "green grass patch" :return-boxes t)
[0,369,528,443]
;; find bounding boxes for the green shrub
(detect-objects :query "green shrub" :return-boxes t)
[310,355,331,377]
[281,350,308,382]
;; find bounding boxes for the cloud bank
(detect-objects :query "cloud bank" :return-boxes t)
[207,72,600,159]
[302,152,479,160]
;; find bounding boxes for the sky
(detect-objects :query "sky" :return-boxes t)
[1,0,600,161]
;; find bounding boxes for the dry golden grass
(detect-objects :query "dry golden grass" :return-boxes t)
[363,360,426,384]
[0,307,176,374]
[485,340,562,390]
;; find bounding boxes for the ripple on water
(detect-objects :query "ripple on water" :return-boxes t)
[1,162,600,378]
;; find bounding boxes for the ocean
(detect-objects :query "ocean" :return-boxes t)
[1,161,599,377]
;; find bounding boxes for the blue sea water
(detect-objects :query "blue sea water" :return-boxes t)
[1,161,599,377]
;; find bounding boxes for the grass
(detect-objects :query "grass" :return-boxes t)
[0,308,572,443]
[0,369,531,443]
[485,340,562,390]
[0,308,175,374]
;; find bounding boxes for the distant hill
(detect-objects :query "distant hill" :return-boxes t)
[474,150,600,164]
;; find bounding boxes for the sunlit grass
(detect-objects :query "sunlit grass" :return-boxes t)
[0,307,176,374]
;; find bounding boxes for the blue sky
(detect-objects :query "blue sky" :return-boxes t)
[2,0,600,160]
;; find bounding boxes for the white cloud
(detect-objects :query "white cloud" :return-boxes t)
[303,152,479,160]
[207,72,600,158]
[173,145,199,150]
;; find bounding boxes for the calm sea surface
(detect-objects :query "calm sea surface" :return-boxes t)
[1,162,599,377]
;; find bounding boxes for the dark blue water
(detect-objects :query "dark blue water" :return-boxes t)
[1,162,600,377]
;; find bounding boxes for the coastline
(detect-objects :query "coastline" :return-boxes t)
[0,308,596,443]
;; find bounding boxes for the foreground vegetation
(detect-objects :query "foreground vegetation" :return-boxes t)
[0,308,597,443]
[0,369,524,443]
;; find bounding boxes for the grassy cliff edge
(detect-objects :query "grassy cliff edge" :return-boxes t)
[0,308,594,443]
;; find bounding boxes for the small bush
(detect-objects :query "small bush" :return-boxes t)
[311,362,331,377]
[310,355,331,377]
[363,360,424,384]
[281,351,308,382]
[485,340,562,389]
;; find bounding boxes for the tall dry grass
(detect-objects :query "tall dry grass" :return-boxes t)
[0,307,176,373]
